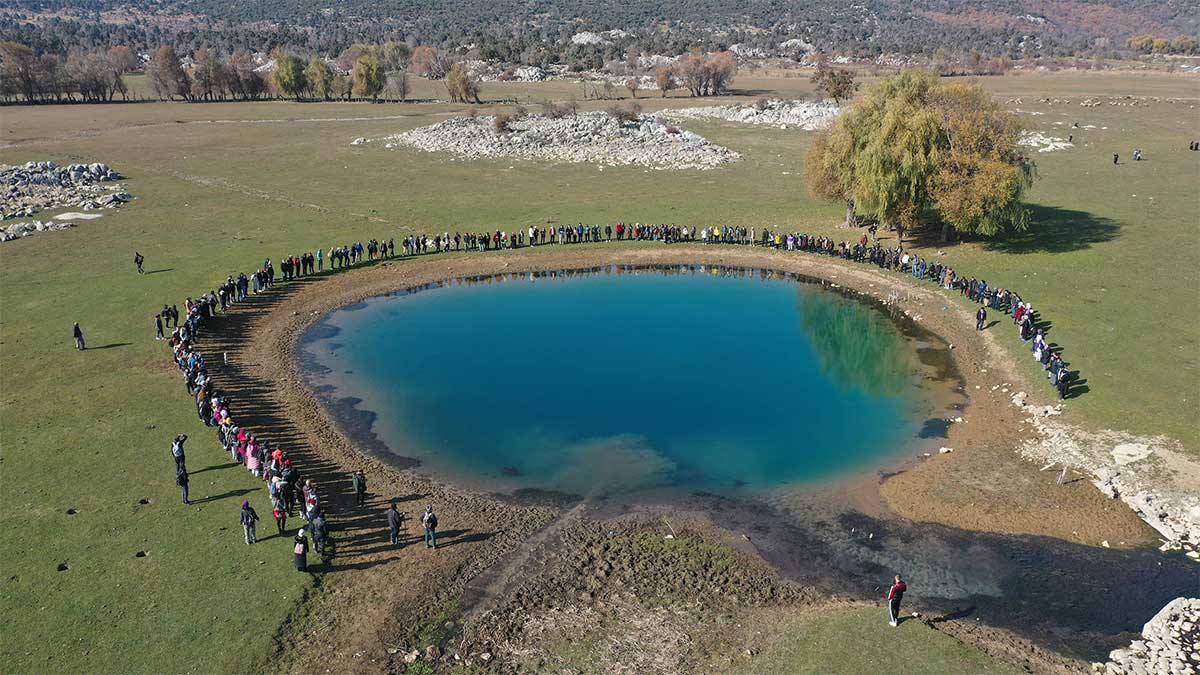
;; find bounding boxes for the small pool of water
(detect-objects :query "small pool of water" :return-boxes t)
[301,265,952,496]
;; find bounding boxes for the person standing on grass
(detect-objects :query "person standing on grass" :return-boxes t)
[310,510,328,558]
[155,313,165,340]
[887,574,907,626]
[387,503,404,547]
[976,306,987,331]
[134,251,145,274]
[73,322,85,350]
[293,528,309,572]
[240,500,259,545]
[171,434,188,473]
[273,504,287,535]
[422,505,438,549]
[176,467,190,505]
[351,470,367,507]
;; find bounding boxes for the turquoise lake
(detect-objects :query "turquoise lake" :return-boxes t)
[301,265,943,496]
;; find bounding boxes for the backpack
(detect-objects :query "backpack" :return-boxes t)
[294,540,306,555]
[425,513,438,529]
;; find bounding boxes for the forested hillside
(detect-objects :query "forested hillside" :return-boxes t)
[2,0,1197,60]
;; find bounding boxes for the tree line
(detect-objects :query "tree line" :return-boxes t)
[2,38,749,105]
[0,42,138,102]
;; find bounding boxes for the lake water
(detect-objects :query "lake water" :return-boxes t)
[301,265,945,497]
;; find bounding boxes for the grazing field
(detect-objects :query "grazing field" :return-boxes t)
[0,70,1197,673]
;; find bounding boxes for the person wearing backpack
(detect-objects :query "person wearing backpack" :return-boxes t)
[171,434,188,473]
[421,505,438,549]
[240,500,260,545]
[293,529,309,572]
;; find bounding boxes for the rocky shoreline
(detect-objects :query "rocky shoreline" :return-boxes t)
[1102,597,1199,674]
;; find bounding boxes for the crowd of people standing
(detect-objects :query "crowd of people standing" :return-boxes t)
[148,219,1077,571]
[159,256,445,573]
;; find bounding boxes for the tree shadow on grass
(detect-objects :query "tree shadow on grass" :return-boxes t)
[981,204,1121,255]
[911,205,1120,254]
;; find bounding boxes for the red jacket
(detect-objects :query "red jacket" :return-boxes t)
[888,581,906,601]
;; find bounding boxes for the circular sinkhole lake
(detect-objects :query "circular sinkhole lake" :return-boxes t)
[300,265,953,497]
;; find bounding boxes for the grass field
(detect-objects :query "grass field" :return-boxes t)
[730,607,1020,675]
[1,70,1197,672]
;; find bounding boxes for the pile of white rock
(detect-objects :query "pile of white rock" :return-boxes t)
[1,219,74,242]
[1019,131,1074,153]
[664,99,841,130]
[1100,597,1199,675]
[376,112,739,170]
[2,161,128,219]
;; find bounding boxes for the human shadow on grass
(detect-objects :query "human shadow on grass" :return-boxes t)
[191,461,242,475]
[145,268,174,275]
[193,487,256,504]
[88,342,132,350]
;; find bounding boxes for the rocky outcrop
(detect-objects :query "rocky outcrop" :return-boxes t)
[1101,597,1199,675]
[374,112,739,170]
[665,99,841,130]
[2,161,129,220]
[1012,391,1200,557]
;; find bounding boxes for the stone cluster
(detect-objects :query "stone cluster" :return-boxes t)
[664,99,841,130]
[2,161,129,220]
[1019,131,1074,153]
[1,219,74,242]
[375,112,739,170]
[1100,597,1200,675]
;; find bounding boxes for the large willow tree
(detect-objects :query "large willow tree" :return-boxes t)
[805,69,1035,243]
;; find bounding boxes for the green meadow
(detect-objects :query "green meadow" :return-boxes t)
[0,70,1196,672]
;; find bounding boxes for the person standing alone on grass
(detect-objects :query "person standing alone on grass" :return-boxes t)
[171,434,187,472]
[387,503,404,547]
[351,470,367,507]
[176,467,190,505]
[887,574,907,626]
[155,313,165,340]
[976,306,987,331]
[134,251,145,274]
[240,500,259,545]
[73,322,85,350]
[422,505,438,549]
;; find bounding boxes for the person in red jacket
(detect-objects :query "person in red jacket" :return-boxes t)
[888,574,907,626]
